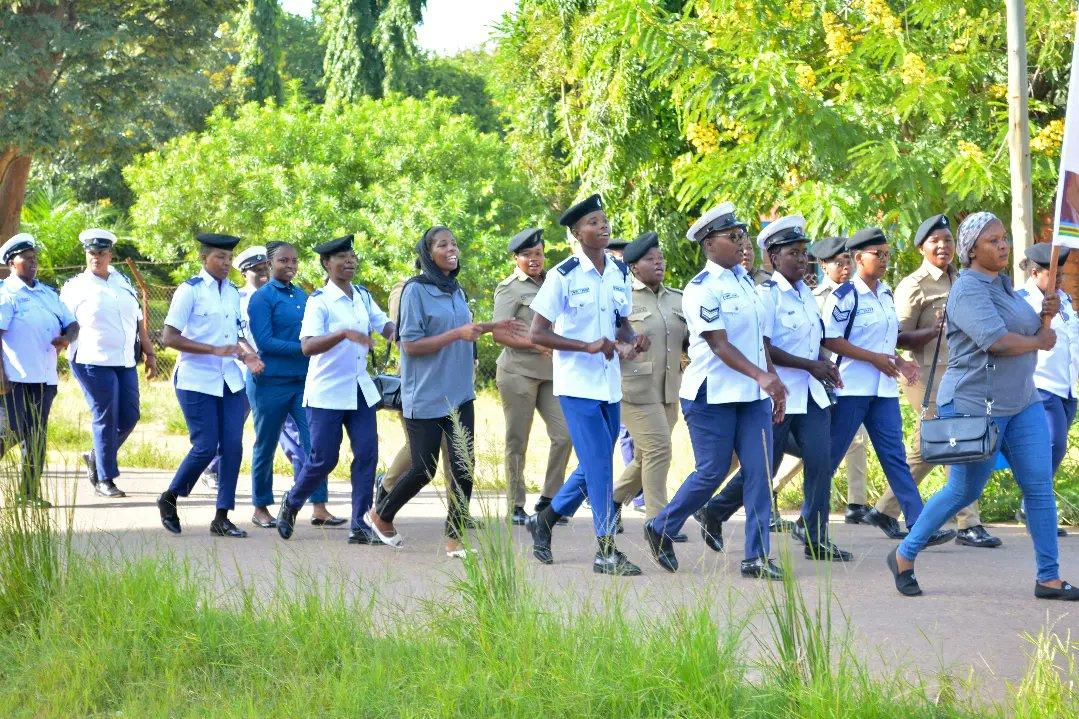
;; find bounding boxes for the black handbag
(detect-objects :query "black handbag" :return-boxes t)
[918,310,1000,465]
[371,341,402,412]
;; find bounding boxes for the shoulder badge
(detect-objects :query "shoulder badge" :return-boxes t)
[831,306,851,323]
[184,276,203,286]
[832,281,855,300]
[556,257,580,276]
[689,269,709,285]
[1016,288,1029,298]
[310,289,323,297]
[761,280,777,288]
[699,305,721,323]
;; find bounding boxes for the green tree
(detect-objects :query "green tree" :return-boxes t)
[0,0,241,239]
[233,0,285,104]
[399,51,504,133]
[320,0,426,106]
[280,10,327,103]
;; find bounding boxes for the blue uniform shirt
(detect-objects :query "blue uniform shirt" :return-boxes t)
[822,275,900,398]
[399,280,476,419]
[247,278,309,380]
[0,274,75,385]
[164,269,245,396]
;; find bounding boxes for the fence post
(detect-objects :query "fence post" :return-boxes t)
[124,258,152,350]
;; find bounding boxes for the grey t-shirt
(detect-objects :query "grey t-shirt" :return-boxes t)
[399,281,476,419]
[937,269,1041,416]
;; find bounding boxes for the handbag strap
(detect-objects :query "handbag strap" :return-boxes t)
[921,308,994,417]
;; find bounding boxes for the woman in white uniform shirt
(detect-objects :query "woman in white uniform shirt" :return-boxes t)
[61,229,158,498]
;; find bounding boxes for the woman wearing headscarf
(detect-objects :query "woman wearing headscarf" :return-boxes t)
[366,226,518,556]
[61,229,158,499]
[887,213,1077,600]
[0,233,79,506]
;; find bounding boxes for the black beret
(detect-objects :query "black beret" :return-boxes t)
[914,214,950,247]
[607,237,629,251]
[623,231,659,264]
[508,227,543,253]
[314,234,354,256]
[1025,242,1069,268]
[196,232,241,251]
[846,227,888,252]
[558,193,603,228]
[808,237,848,261]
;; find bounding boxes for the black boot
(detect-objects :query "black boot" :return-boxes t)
[534,496,568,524]
[525,504,560,564]
[593,536,642,576]
[157,492,181,534]
[844,503,872,525]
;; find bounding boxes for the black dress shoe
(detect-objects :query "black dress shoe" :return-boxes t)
[804,541,853,562]
[644,521,678,573]
[844,503,872,524]
[525,514,553,564]
[210,517,247,538]
[534,498,569,524]
[593,549,642,576]
[866,508,908,539]
[311,515,347,527]
[252,515,277,529]
[740,557,784,580]
[82,450,99,487]
[510,506,528,526]
[157,494,181,534]
[348,527,382,545]
[955,525,1002,548]
[693,508,724,552]
[924,528,957,547]
[1058,527,1068,537]
[790,518,807,545]
[886,547,922,596]
[671,532,688,543]
[277,503,299,540]
[1034,580,1079,600]
[95,481,126,498]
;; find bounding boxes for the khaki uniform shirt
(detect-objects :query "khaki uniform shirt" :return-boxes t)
[895,260,956,408]
[388,278,407,326]
[621,278,688,405]
[750,267,772,286]
[492,268,552,381]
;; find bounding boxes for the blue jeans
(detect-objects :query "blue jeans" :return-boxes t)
[653,388,773,560]
[1040,389,1077,473]
[900,401,1059,582]
[168,385,247,510]
[551,396,620,537]
[247,374,320,507]
[70,363,140,482]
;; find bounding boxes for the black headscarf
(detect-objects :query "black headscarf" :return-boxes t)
[413,226,461,295]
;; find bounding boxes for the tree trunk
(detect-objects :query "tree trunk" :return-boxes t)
[0,148,31,241]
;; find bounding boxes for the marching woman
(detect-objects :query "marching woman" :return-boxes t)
[367,226,515,556]
[612,231,689,527]
[61,229,158,499]
[694,216,852,562]
[157,233,264,538]
[275,235,395,544]
[1017,242,1076,537]
[0,234,78,506]
[889,213,1078,600]
[524,194,648,575]
[822,228,955,547]
[643,203,787,578]
[492,227,572,524]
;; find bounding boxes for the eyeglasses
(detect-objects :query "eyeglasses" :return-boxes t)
[861,250,890,259]
[718,230,748,243]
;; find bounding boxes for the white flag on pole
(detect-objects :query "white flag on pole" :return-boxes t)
[1053,11,1079,249]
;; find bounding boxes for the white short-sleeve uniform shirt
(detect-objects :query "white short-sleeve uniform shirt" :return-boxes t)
[60,267,142,368]
[759,271,830,414]
[164,269,245,396]
[821,275,899,398]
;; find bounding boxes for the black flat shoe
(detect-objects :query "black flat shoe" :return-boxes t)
[693,508,724,552]
[525,514,553,564]
[671,532,688,543]
[95,481,126,498]
[593,549,642,576]
[157,494,180,534]
[348,527,383,545]
[955,525,1002,548]
[311,515,347,527]
[1058,527,1068,537]
[925,528,957,547]
[886,547,922,596]
[644,521,678,573]
[510,506,528,526]
[740,557,784,580]
[82,450,99,487]
[866,508,908,539]
[805,541,853,562]
[277,503,299,540]
[210,517,247,538]
[1034,580,1079,600]
[844,503,872,525]
[252,515,277,529]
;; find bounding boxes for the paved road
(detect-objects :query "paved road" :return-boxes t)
[43,469,1079,701]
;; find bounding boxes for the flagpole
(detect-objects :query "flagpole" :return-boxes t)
[1006,0,1034,281]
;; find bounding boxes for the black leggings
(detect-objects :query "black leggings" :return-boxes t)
[377,400,475,538]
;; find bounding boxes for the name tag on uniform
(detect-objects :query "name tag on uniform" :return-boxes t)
[721,292,739,300]
[570,287,590,297]
[856,307,873,316]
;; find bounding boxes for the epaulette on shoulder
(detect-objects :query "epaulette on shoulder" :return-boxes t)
[41,282,57,293]
[185,276,203,286]
[612,257,628,278]
[761,279,777,288]
[497,275,514,287]
[689,269,709,285]
[310,289,323,297]
[556,257,580,276]
[1016,288,1030,298]
[833,281,855,299]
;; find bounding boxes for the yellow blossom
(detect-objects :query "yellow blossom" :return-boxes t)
[957,140,984,161]
[787,0,813,20]
[822,12,853,62]
[859,0,902,36]
[1031,119,1065,155]
[900,52,926,85]
[795,63,817,90]
[686,121,720,154]
[948,35,970,53]
[988,83,1007,99]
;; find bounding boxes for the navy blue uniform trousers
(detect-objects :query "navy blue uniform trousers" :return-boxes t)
[551,396,620,537]
[705,399,833,546]
[247,374,321,507]
[286,389,378,532]
[653,384,773,560]
[70,363,140,483]
[830,395,922,526]
[168,384,247,510]
[1,381,58,497]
